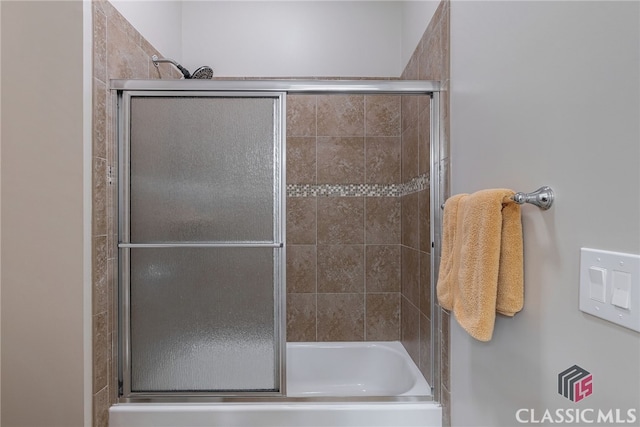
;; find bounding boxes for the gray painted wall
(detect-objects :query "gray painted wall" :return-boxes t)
[449,1,640,426]
[1,1,88,425]
[108,1,438,78]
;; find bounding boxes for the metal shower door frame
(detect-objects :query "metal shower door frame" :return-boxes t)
[112,79,442,404]
[117,90,287,399]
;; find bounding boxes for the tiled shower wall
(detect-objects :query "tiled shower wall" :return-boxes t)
[401,0,451,425]
[398,91,432,386]
[92,1,180,426]
[285,93,433,357]
[286,94,408,342]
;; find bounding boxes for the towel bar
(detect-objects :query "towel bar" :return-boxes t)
[441,186,555,210]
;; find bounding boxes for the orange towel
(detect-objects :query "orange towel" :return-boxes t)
[436,189,524,341]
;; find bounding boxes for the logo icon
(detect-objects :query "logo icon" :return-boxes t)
[558,365,593,402]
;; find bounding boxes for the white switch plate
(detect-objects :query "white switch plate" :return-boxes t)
[579,248,640,333]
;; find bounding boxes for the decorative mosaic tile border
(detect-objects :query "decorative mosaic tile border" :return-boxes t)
[287,173,428,197]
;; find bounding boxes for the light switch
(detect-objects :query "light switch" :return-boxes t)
[579,248,640,333]
[611,270,631,309]
[588,267,606,302]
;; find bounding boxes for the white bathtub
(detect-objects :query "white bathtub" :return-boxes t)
[286,341,431,397]
[109,341,441,427]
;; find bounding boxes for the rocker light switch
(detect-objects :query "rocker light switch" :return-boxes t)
[588,267,606,303]
[611,270,631,309]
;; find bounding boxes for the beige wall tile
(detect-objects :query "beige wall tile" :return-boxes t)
[93,4,107,84]
[287,293,317,342]
[401,296,420,366]
[419,313,432,384]
[365,137,401,184]
[419,189,431,253]
[401,95,419,134]
[93,312,108,393]
[365,197,400,244]
[93,236,108,315]
[419,251,432,316]
[401,125,419,182]
[418,94,431,123]
[317,197,364,244]
[287,197,317,244]
[365,293,400,340]
[317,95,364,136]
[440,87,450,159]
[317,293,364,341]
[317,245,364,293]
[401,246,420,307]
[287,137,317,184]
[419,27,442,81]
[93,157,107,236]
[286,245,317,293]
[418,102,431,176]
[106,17,148,79]
[439,5,450,81]
[365,95,401,137]
[365,245,400,293]
[401,41,420,80]
[401,192,420,249]
[93,80,107,160]
[93,0,109,16]
[93,386,109,427]
[366,198,402,245]
[287,95,317,137]
[317,137,365,184]
[103,1,141,44]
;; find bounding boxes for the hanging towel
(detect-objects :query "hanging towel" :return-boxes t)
[436,189,523,341]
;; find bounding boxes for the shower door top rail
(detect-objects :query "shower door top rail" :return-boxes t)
[119,242,284,248]
[110,79,441,94]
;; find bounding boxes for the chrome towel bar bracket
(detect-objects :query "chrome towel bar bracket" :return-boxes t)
[512,186,554,210]
[440,186,555,210]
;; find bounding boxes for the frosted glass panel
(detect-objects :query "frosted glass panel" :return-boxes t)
[129,247,277,392]
[129,96,276,242]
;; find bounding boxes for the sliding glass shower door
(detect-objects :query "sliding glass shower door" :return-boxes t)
[118,92,285,397]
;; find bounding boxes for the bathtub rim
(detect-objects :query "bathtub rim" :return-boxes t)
[109,401,442,427]
[118,394,434,404]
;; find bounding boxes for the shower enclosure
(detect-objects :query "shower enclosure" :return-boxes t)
[114,79,442,404]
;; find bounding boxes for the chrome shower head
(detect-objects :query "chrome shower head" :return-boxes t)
[191,66,214,79]
[152,55,213,80]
